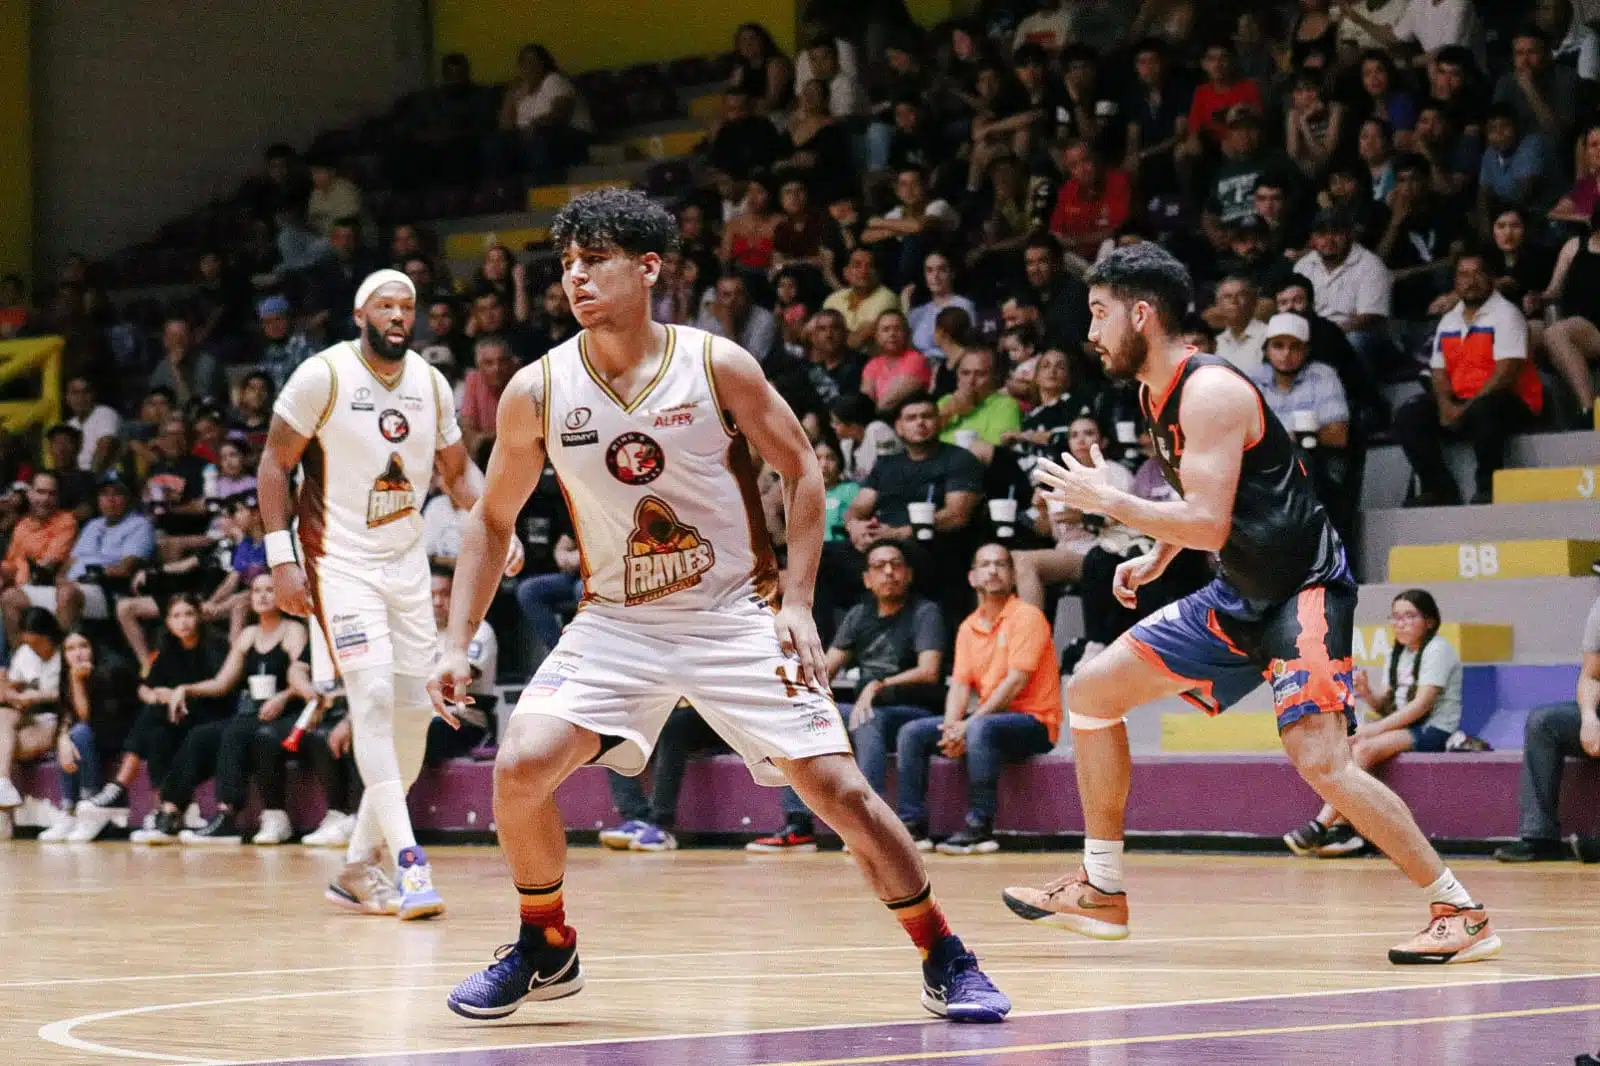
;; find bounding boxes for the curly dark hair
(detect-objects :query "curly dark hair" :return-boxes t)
[550,188,680,259]
[1083,242,1192,333]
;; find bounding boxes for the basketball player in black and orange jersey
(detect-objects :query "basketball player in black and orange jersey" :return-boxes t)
[1002,243,1502,966]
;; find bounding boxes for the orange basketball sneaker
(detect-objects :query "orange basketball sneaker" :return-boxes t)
[1388,903,1503,964]
[1001,867,1130,941]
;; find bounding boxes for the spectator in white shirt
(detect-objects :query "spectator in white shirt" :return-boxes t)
[63,376,120,473]
[1541,0,1600,80]
[1294,208,1398,380]
[1339,0,1413,52]
[1211,276,1269,370]
[1394,253,1543,505]
[799,38,865,118]
[1014,0,1079,53]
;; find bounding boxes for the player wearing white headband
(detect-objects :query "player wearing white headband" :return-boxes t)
[258,270,522,919]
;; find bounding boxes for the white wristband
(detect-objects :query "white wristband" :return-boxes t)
[265,530,298,568]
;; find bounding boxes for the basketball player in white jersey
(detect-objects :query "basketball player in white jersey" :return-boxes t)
[434,190,1009,1023]
[259,269,519,920]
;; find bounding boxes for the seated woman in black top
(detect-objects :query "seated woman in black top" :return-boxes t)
[43,630,137,842]
[78,592,230,829]
[133,572,311,845]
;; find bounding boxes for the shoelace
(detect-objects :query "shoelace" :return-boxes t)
[1039,871,1086,900]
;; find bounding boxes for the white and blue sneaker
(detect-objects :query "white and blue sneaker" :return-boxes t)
[597,819,650,850]
[921,935,1010,1023]
[630,824,678,852]
[447,937,584,1019]
[396,846,445,920]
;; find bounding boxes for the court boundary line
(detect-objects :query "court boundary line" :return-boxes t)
[37,969,1600,1066]
[6,921,1593,991]
[688,1003,1600,1066]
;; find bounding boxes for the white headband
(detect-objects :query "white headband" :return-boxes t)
[353,269,417,311]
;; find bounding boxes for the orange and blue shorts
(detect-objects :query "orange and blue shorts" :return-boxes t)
[1125,577,1357,733]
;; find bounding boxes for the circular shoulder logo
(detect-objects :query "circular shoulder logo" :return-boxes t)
[378,409,411,443]
[605,431,666,486]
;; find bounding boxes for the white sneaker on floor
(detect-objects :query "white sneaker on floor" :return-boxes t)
[31,801,73,838]
[39,815,77,842]
[0,778,21,809]
[66,807,117,842]
[301,811,354,848]
[253,810,293,845]
[13,796,57,828]
[183,803,206,830]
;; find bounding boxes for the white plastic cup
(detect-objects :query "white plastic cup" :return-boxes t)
[989,498,1018,539]
[1116,420,1137,444]
[907,501,936,540]
[248,674,278,701]
[954,429,979,450]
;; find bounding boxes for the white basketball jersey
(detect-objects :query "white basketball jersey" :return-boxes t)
[543,325,778,617]
[273,341,461,567]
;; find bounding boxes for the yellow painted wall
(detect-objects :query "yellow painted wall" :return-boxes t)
[432,0,795,82]
[0,0,30,282]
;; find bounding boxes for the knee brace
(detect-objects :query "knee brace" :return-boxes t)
[1069,712,1127,732]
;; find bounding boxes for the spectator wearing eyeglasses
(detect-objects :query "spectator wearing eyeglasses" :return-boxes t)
[751,540,947,852]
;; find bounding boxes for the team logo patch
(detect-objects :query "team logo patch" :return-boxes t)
[564,407,592,431]
[379,409,411,443]
[624,496,714,605]
[401,392,425,412]
[606,432,666,486]
[351,387,374,412]
[366,452,416,528]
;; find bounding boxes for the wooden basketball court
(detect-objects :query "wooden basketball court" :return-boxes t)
[2,844,1596,1065]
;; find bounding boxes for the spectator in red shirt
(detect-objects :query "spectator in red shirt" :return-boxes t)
[1048,140,1132,263]
[1182,40,1263,155]
[459,336,518,463]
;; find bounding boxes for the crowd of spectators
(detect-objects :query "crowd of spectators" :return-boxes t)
[2,0,1599,848]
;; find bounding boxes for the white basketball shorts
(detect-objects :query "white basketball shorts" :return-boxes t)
[510,598,850,785]
[306,543,437,686]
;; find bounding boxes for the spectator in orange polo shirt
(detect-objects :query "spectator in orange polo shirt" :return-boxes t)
[0,472,78,645]
[1394,252,1542,506]
[895,543,1060,855]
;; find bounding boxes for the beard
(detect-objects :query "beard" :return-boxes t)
[1101,332,1150,380]
[365,319,411,361]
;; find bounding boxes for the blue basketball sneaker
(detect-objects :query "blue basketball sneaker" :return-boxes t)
[447,938,585,1019]
[921,936,1010,1023]
[598,819,650,850]
[396,846,445,921]
[630,824,678,852]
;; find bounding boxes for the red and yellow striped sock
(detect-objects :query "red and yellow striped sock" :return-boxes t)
[885,882,952,959]
[517,878,576,949]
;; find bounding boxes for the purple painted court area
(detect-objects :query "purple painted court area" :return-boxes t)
[266,975,1600,1066]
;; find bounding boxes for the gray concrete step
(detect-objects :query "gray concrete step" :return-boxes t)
[1362,430,1600,509]
[1357,575,1599,661]
[1356,499,1600,579]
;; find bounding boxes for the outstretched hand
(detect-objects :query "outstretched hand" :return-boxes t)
[1035,444,1116,514]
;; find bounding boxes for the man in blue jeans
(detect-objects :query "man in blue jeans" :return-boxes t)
[515,533,582,656]
[749,540,947,851]
[897,543,1061,854]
